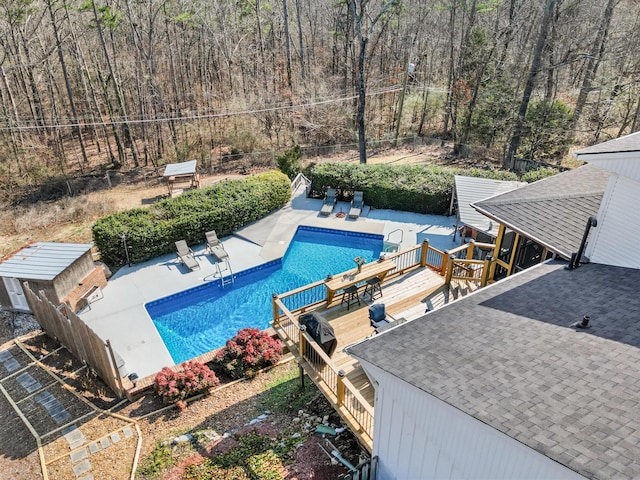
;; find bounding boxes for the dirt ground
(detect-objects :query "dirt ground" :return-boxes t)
[0,142,486,260]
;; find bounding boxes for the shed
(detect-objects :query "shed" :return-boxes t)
[0,242,107,313]
[450,175,525,242]
[163,159,200,196]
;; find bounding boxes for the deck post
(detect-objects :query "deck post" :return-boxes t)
[298,363,305,388]
[466,240,475,260]
[337,370,346,407]
[481,256,492,287]
[440,250,449,276]
[271,294,280,325]
[419,239,430,267]
[445,255,455,285]
[299,325,306,358]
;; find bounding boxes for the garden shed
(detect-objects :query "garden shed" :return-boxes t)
[0,242,107,313]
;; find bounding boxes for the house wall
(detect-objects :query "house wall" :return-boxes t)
[360,362,585,480]
[27,279,57,305]
[579,151,640,182]
[586,173,640,269]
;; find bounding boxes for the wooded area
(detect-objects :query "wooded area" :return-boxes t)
[0,0,638,189]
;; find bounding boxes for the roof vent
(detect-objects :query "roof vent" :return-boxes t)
[573,315,591,329]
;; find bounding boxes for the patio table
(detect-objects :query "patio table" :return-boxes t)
[324,259,396,305]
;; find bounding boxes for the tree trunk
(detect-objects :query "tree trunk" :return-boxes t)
[442,0,457,138]
[91,0,138,167]
[504,0,558,170]
[295,0,306,81]
[47,0,89,168]
[282,0,293,88]
[349,0,398,164]
[566,0,619,147]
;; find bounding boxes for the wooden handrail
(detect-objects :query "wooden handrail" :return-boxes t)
[341,376,374,417]
[278,278,326,299]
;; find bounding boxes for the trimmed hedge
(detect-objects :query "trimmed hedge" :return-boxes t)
[309,162,519,214]
[93,170,291,267]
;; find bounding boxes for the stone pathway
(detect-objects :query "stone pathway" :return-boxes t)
[0,337,141,479]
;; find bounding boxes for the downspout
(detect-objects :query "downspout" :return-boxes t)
[567,216,598,269]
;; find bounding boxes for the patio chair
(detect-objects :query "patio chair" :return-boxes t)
[205,230,229,261]
[348,191,364,219]
[368,303,407,333]
[320,188,337,216]
[175,240,200,271]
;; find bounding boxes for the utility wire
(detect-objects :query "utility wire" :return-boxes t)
[0,85,403,132]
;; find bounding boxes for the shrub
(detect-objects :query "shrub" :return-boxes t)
[213,328,283,380]
[154,361,220,410]
[137,442,174,477]
[92,170,291,266]
[309,162,518,215]
[276,145,302,180]
[520,166,559,183]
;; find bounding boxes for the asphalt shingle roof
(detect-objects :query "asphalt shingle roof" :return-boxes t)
[348,261,640,479]
[574,131,640,156]
[472,165,609,259]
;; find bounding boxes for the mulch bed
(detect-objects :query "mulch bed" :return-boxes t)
[0,320,364,480]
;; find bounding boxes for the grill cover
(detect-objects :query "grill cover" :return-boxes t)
[299,312,337,357]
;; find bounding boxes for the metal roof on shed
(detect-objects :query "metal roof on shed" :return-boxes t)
[163,159,196,177]
[0,242,92,281]
[454,176,525,237]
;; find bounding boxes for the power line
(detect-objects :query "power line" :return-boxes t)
[0,85,402,132]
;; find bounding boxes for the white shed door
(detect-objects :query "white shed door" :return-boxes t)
[3,277,30,311]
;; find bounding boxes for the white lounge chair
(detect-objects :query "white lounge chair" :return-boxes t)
[348,191,364,218]
[205,230,229,261]
[320,188,337,216]
[175,240,200,271]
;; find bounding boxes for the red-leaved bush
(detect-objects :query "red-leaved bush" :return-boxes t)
[213,328,283,379]
[154,361,219,410]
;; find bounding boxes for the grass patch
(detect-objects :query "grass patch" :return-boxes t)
[184,433,284,480]
[260,364,319,413]
[136,442,174,478]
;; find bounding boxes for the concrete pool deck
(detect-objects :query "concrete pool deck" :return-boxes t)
[80,186,459,379]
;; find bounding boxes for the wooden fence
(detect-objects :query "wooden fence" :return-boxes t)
[23,283,124,398]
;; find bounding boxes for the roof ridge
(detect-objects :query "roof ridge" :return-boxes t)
[476,190,604,206]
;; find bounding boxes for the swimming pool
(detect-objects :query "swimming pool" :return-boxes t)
[145,226,383,363]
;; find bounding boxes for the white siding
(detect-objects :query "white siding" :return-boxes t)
[362,362,585,480]
[580,151,640,182]
[586,174,640,268]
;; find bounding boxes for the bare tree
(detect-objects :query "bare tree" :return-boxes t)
[504,0,558,170]
[349,0,398,164]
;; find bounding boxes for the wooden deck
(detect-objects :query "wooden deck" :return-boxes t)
[272,242,486,452]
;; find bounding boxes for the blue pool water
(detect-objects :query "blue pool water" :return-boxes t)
[146,226,383,363]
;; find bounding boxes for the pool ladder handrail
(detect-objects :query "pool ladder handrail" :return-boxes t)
[216,257,235,287]
[386,228,404,245]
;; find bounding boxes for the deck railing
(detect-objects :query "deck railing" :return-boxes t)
[271,239,496,451]
[271,297,374,449]
[445,257,493,287]
[276,280,327,313]
[439,241,496,287]
[382,239,448,277]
